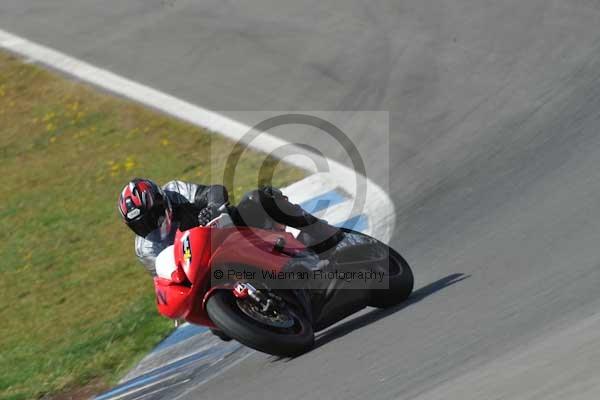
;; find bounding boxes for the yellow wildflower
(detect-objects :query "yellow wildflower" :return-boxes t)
[161,138,170,146]
[124,158,136,171]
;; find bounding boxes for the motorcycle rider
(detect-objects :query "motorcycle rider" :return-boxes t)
[117,178,343,277]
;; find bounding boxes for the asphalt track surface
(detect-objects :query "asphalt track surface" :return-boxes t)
[4,1,600,398]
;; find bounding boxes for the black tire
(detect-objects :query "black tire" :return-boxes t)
[368,247,414,308]
[339,228,414,307]
[209,328,232,341]
[206,290,314,356]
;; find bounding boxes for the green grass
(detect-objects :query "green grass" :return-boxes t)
[0,52,304,400]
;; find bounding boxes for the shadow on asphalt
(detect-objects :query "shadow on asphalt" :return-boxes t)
[311,273,470,350]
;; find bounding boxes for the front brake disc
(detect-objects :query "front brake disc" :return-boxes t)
[236,298,295,329]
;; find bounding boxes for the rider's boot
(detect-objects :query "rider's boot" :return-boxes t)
[234,186,345,255]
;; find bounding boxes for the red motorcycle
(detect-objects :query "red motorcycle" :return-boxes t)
[153,213,414,356]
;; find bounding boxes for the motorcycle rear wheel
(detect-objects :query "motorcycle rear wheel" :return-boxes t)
[368,246,414,308]
[206,290,314,356]
[338,228,414,308]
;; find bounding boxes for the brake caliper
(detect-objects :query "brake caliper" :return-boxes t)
[233,282,274,313]
[233,282,250,299]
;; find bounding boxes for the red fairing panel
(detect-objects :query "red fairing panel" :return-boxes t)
[173,227,231,282]
[168,226,235,326]
[210,228,305,273]
[154,277,192,319]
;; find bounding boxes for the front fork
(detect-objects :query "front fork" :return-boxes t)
[233,282,275,313]
[232,282,313,324]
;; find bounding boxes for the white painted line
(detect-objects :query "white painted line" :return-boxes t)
[280,172,341,204]
[0,28,396,242]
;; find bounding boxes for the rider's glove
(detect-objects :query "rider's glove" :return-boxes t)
[198,204,218,226]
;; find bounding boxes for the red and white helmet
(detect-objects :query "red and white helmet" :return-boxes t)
[118,178,172,239]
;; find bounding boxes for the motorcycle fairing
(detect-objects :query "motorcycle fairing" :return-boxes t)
[159,226,305,326]
[210,228,305,274]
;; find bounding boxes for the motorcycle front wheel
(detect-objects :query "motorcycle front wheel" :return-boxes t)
[206,290,314,357]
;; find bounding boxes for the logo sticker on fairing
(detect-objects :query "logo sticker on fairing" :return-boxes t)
[182,236,192,267]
